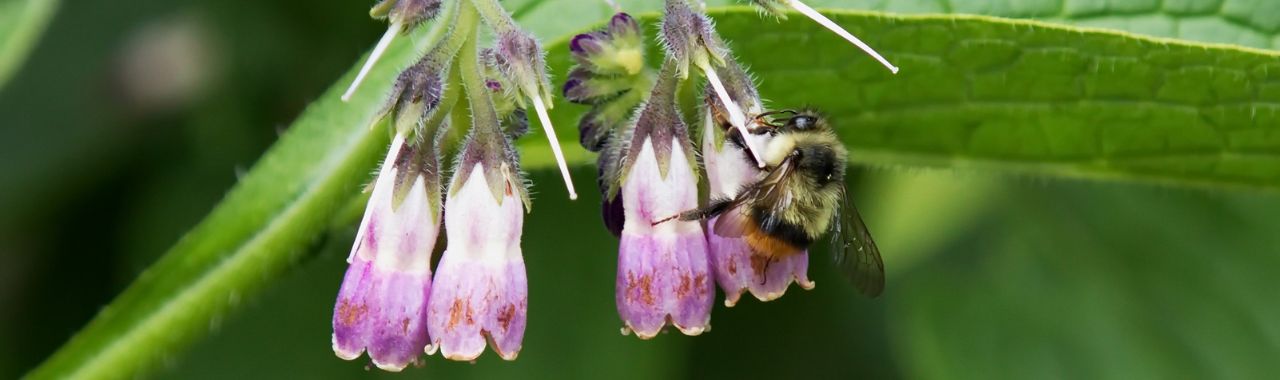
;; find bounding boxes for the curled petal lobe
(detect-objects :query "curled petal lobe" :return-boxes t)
[428,165,528,361]
[616,137,712,339]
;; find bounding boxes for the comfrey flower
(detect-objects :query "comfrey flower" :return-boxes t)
[333,132,442,371]
[610,60,713,339]
[700,58,812,307]
[426,112,530,361]
[423,13,532,360]
[332,33,457,368]
[334,0,557,369]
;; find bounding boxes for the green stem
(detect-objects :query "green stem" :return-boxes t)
[456,4,500,141]
[24,12,453,380]
[468,0,517,34]
[0,0,60,90]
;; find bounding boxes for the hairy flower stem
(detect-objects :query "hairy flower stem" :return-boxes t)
[468,0,518,34]
[469,0,577,199]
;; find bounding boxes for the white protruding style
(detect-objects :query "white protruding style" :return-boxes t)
[342,23,402,102]
[698,61,767,168]
[787,0,899,74]
[530,94,579,200]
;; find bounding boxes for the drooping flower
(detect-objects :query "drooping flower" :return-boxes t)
[611,60,713,339]
[425,41,531,359]
[699,59,813,306]
[333,133,442,371]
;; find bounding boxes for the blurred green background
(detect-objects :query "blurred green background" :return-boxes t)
[3,0,1279,378]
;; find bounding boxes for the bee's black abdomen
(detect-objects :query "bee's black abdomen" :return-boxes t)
[798,146,840,186]
[753,212,813,249]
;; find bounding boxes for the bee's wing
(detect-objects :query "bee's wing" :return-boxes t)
[712,155,799,238]
[831,184,885,297]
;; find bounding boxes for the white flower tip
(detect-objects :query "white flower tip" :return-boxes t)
[787,0,898,74]
[530,95,579,200]
[342,24,401,102]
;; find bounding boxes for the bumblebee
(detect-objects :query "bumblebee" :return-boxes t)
[659,109,885,297]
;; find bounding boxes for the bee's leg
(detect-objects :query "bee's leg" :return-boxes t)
[759,257,776,285]
[651,198,735,226]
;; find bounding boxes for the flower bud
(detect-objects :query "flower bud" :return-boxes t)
[660,0,727,78]
[371,0,443,32]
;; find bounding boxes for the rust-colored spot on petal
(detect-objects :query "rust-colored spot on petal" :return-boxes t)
[465,299,476,325]
[694,273,708,295]
[402,318,411,334]
[625,272,638,303]
[639,274,655,306]
[337,299,367,326]
[447,298,464,331]
[496,304,516,331]
[727,258,737,275]
[677,274,692,298]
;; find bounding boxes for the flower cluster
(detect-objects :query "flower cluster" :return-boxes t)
[331,0,897,369]
[331,0,560,370]
[573,0,897,335]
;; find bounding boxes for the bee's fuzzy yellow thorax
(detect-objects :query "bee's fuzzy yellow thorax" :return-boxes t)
[763,134,796,167]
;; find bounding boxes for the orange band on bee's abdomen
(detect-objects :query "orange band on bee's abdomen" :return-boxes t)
[743,221,804,258]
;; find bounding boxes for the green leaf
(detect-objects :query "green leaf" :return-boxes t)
[23,15,447,380]
[890,182,1280,379]
[0,0,59,90]
[532,8,1280,191]
[31,3,1280,379]
[834,0,1280,49]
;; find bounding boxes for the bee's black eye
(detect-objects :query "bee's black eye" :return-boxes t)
[789,115,817,130]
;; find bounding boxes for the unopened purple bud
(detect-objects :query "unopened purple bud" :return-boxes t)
[382,61,446,134]
[569,13,645,76]
[494,30,549,100]
[371,0,443,31]
[570,33,605,56]
[598,153,625,236]
[577,108,606,150]
[661,0,725,75]
[609,13,641,40]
